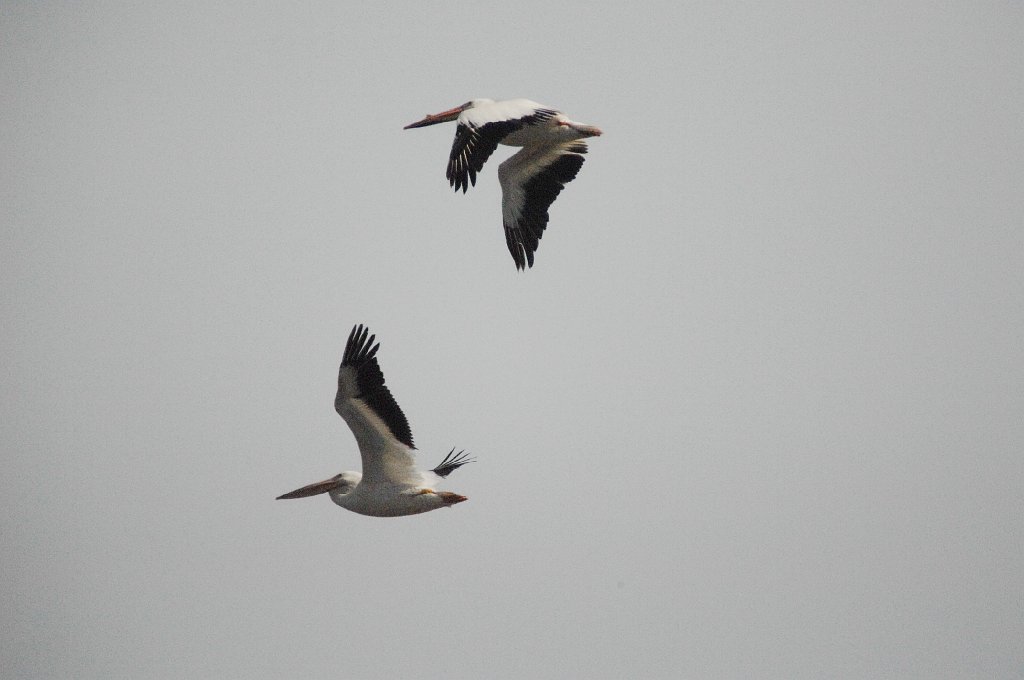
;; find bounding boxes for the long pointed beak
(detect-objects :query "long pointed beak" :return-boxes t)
[403,105,464,129]
[276,476,343,500]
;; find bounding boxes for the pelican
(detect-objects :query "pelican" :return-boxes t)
[404,98,602,270]
[276,325,473,517]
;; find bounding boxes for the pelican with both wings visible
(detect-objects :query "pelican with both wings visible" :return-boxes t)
[276,325,473,517]
[405,98,602,270]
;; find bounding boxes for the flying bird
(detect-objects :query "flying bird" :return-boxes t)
[404,98,602,270]
[276,325,474,517]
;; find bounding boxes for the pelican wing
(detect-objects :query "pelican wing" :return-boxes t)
[446,105,558,193]
[334,325,419,485]
[498,140,588,270]
[430,448,475,478]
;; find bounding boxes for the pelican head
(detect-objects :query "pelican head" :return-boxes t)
[403,99,493,129]
[276,471,359,500]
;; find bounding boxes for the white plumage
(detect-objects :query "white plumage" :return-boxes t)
[276,325,473,518]
[405,98,602,270]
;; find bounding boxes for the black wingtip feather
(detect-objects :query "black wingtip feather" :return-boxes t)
[431,448,476,477]
[504,230,530,270]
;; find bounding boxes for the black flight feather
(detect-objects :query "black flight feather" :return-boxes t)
[430,448,476,478]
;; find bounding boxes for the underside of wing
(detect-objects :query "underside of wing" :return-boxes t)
[498,141,588,270]
[335,325,419,484]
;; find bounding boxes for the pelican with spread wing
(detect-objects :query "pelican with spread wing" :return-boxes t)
[276,325,473,517]
[404,98,602,270]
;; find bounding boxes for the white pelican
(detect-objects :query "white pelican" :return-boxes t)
[276,325,473,517]
[404,98,602,270]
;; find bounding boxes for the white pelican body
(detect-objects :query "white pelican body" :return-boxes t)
[276,325,473,518]
[405,98,602,270]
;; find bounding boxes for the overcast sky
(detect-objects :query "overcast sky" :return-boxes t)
[3,3,1022,678]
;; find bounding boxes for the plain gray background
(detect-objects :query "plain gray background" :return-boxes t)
[3,2,1022,678]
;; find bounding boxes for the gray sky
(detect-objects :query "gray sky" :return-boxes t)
[3,2,1022,678]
